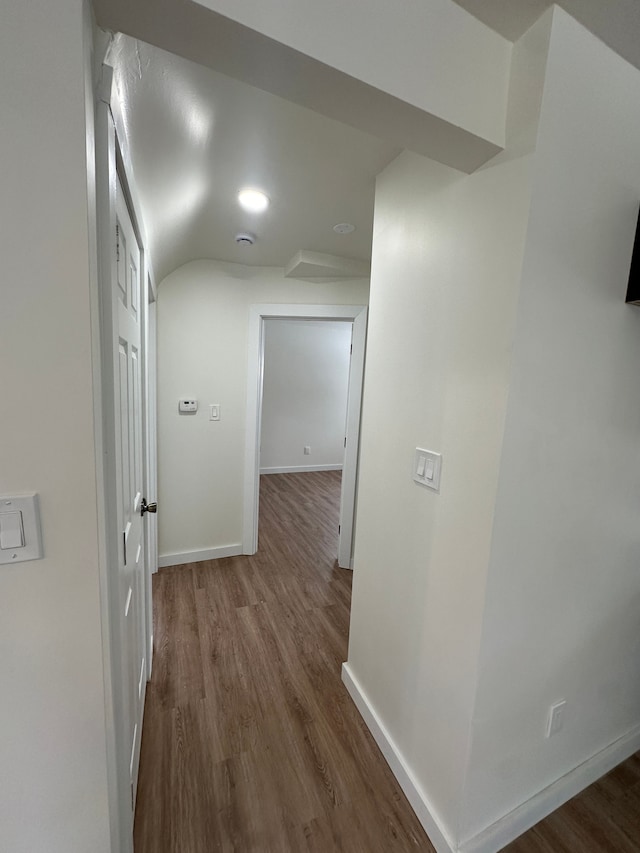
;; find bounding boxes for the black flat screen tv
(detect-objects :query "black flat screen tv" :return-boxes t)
[626,206,640,305]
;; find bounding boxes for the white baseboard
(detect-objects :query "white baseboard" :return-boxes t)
[341,663,455,853]
[459,722,640,853]
[260,464,343,474]
[157,543,242,568]
[343,662,640,853]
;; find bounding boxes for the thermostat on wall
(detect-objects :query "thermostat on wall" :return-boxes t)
[178,399,198,413]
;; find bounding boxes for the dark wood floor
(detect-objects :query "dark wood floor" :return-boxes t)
[135,470,640,853]
[134,471,431,852]
[503,754,640,852]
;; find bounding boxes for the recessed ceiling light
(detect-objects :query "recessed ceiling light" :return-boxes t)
[333,222,355,234]
[238,188,270,213]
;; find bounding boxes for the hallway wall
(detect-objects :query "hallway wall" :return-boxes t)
[348,7,640,851]
[346,10,550,849]
[347,147,534,848]
[462,9,640,842]
[0,2,111,851]
[156,259,368,566]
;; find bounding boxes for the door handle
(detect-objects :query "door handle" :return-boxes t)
[141,498,157,516]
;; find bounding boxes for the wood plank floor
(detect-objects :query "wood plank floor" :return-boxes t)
[503,754,640,852]
[134,471,432,852]
[135,470,640,852]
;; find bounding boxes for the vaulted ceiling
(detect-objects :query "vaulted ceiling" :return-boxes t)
[107,34,399,282]
[94,0,640,284]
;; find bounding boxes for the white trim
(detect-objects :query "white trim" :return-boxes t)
[338,310,367,569]
[243,304,367,569]
[109,79,157,291]
[260,464,343,475]
[97,62,114,106]
[459,724,640,853]
[343,659,640,853]
[342,663,455,853]
[142,286,157,681]
[90,49,120,853]
[158,544,243,568]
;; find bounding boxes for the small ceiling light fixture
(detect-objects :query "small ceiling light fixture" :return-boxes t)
[333,222,356,234]
[238,188,270,213]
[235,232,256,246]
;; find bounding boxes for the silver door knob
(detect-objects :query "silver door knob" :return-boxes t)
[141,498,157,516]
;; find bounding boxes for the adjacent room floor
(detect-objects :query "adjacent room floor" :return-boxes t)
[134,471,640,852]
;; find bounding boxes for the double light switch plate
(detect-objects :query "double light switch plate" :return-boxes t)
[413,448,442,491]
[0,493,43,565]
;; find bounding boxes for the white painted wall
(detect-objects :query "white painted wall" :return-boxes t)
[347,8,640,850]
[345,12,553,848]
[157,260,368,564]
[0,2,111,852]
[261,320,352,473]
[193,0,511,149]
[346,148,534,844]
[461,9,640,843]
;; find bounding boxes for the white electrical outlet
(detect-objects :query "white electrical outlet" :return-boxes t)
[546,700,566,737]
[304,446,311,455]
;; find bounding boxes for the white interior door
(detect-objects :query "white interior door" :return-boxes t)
[115,176,147,807]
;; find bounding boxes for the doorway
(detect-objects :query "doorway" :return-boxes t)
[259,318,352,564]
[260,318,352,476]
[243,304,367,569]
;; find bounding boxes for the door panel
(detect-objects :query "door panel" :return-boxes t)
[119,343,129,517]
[115,177,146,808]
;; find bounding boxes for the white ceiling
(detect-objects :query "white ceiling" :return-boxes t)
[98,0,640,283]
[108,34,399,282]
[452,0,640,70]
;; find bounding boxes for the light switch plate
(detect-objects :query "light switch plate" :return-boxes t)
[0,493,43,565]
[0,511,24,549]
[413,448,442,491]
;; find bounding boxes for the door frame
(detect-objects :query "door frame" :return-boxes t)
[243,303,367,568]
[142,278,158,679]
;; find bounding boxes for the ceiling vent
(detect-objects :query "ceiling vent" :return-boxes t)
[235,232,256,246]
